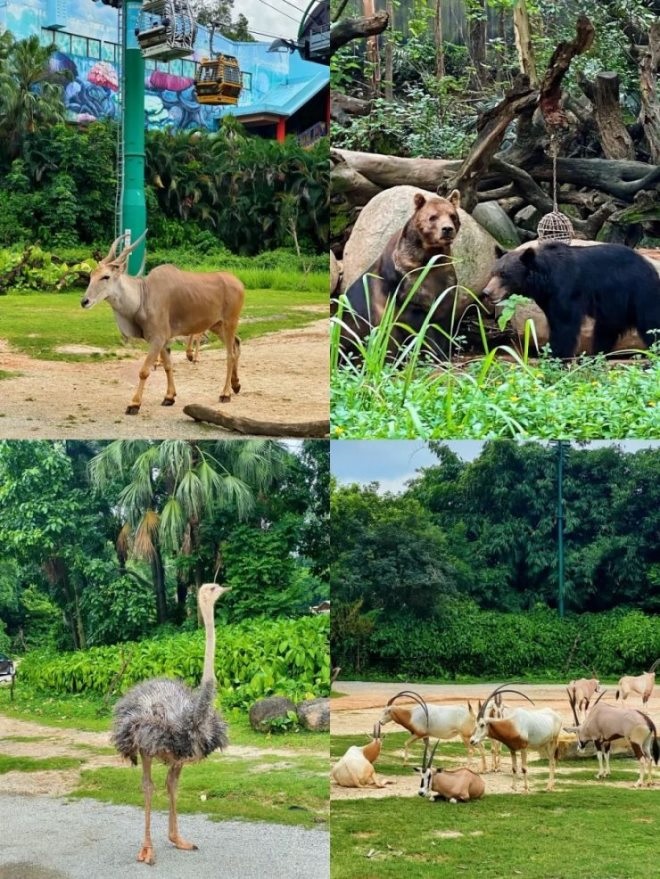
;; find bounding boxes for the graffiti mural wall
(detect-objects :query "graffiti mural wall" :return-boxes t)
[0,0,327,131]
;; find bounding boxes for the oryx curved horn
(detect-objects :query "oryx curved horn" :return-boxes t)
[588,688,608,713]
[386,690,430,727]
[567,687,579,726]
[427,739,439,769]
[648,659,660,673]
[477,685,535,720]
[372,722,381,740]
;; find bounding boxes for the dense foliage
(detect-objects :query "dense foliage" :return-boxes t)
[331,441,660,675]
[19,615,330,709]
[0,440,329,653]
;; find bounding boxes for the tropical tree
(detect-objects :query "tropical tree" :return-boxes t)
[0,35,69,162]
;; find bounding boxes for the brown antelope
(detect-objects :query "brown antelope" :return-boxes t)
[415,739,485,803]
[567,677,601,722]
[470,685,563,792]
[81,232,244,414]
[616,660,659,707]
[565,689,659,787]
[331,723,387,788]
[379,690,486,770]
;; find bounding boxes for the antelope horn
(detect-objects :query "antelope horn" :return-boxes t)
[648,659,660,673]
[422,737,429,771]
[386,690,430,728]
[115,228,148,264]
[567,687,579,726]
[373,722,381,740]
[427,739,439,769]
[477,685,534,720]
[589,688,607,713]
[102,232,129,264]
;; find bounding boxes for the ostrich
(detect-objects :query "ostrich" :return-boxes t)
[113,583,230,865]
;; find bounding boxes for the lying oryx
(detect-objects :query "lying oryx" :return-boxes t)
[379,690,486,770]
[565,689,659,787]
[331,723,387,788]
[81,232,244,414]
[470,685,563,792]
[415,739,485,803]
[616,660,659,707]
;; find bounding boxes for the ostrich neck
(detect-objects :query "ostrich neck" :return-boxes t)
[202,606,216,684]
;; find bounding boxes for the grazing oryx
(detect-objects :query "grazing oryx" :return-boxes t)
[470,685,563,792]
[616,660,659,707]
[416,739,485,803]
[331,723,387,788]
[567,677,602,723]
[565,688,659,787]
[379,690,486,771]
[81,232,244,414]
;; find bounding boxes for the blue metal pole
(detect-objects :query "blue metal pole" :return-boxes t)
[121,0,146,275]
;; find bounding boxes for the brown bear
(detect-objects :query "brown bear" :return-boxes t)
[337,190,465,363]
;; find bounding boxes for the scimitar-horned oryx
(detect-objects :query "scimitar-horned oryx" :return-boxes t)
[565,688,659,787]
[415,738,485,803]
[81,232,244,414]
[616,659,659,707]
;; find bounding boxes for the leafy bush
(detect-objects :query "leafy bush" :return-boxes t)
[20,615,329,710]
[332,603,660,680]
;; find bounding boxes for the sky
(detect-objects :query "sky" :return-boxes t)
[330,440,660,495]
[236,0,304,41]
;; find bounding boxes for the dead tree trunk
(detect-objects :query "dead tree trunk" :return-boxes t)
[434,0,445,79]
[467,0,487,87]
[384,0,394,99]
[579,71,635,160]
[539,13,595,128]
[513,0,538,86]
[330,11,389,56]
[638,21,660,164]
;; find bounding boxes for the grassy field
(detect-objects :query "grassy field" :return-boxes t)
[331,789,658,879]
[0,282,326,362]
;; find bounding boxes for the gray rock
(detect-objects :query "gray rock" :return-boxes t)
[341,185,501,298]
[330,251,340,295]
[248,696,297,732]
[296,698,330,732]
[473,201,520,248]
[514,204,542,233]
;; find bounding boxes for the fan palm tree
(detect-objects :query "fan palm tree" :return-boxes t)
[0,35,70,161]
[89,440,288,623]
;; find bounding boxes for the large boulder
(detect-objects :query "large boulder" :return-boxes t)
[341,185,500,296]
[330,250,341,295]
[249,696,296,732]
[296,698,330,732]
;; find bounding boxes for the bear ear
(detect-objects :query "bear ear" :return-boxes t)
[520,247,537,266]
[448,189,461,208]
[494,245,507,259]
[414,193,426,210]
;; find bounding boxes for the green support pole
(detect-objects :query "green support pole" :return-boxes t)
[122,0,146,275]
[556,440,566,619]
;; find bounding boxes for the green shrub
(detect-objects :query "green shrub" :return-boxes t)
[20,615,329,710]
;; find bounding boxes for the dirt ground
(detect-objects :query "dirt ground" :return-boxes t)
[331,681,660,800]
[0,714,326,797]
[0,319,328,439]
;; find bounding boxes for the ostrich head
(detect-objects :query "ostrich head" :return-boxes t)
[198,583,231,618]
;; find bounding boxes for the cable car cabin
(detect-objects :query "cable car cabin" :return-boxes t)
[135,0,196,61]
[194,55,242,105]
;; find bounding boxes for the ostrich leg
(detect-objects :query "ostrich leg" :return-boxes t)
[138,754,156,865]
[167,763,198,851]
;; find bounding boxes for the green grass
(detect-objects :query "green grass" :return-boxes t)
[0,282,326,361]
[331,291,660,439]
[74,752,328,828]
[331,789,659,878]
[0,754,82,773]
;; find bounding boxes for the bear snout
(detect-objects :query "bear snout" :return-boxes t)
[441,225,456,238]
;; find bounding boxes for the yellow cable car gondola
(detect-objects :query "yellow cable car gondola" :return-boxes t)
[194,24,243,106]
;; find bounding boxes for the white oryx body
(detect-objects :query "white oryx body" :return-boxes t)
[567,677,601,722]
[331,724,386,788]
[81,233,244,414]
[565,698,659,787]
[470,687,562,792]
[379,700,486,771]
[616,662,658,707]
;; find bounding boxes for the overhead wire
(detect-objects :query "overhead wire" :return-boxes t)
[254,0,301,24]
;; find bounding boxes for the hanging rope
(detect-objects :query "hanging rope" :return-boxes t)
[537,131,574,242]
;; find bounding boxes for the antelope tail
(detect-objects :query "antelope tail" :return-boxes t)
[653,737,660,766]
[615,689,620,701]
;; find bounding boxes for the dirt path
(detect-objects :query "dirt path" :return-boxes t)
[0,319,328,438]
[0,714,327,797]
[331,681,660,801]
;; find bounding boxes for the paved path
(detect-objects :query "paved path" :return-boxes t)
[0,795,329,879]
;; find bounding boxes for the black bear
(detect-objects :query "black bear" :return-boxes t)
[482,241,660,358]
[337,191,465,362]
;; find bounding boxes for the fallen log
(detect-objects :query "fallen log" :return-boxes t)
[330,11,389,56]
[183,405,330,438]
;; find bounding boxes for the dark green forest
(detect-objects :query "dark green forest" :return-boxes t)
[331,441,660,678]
